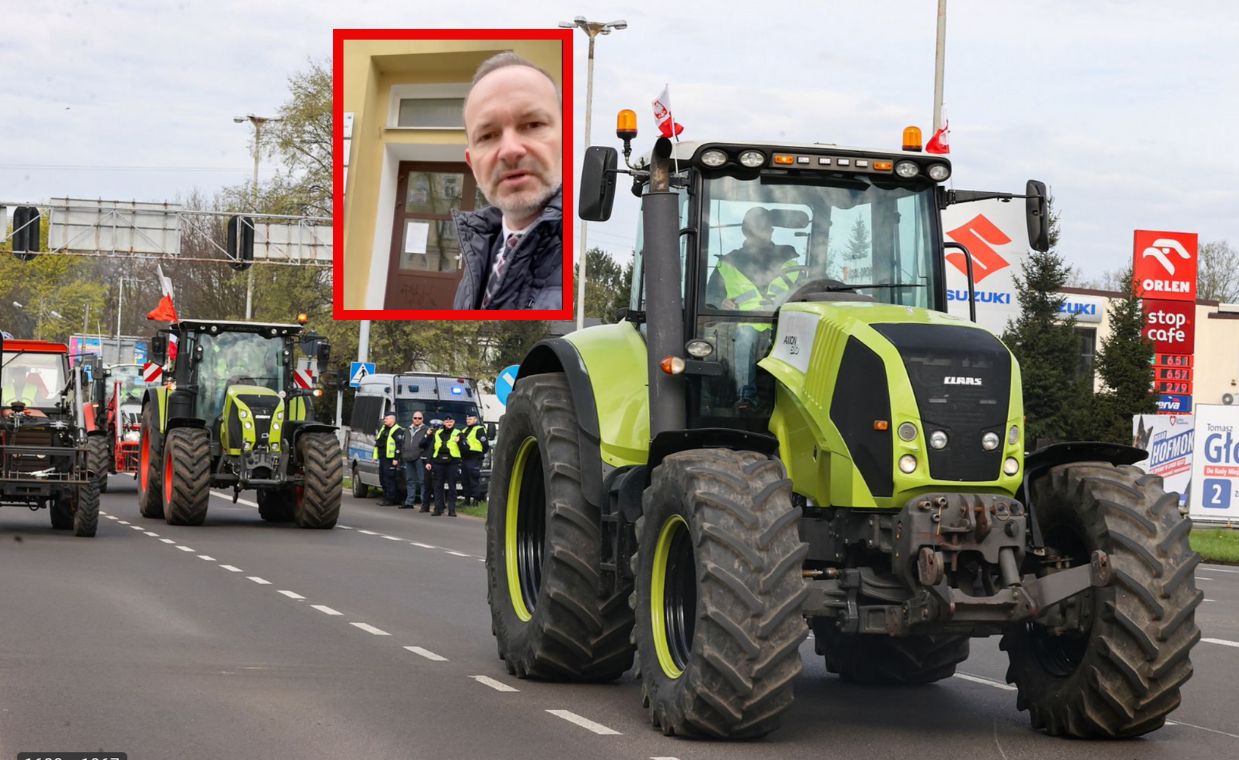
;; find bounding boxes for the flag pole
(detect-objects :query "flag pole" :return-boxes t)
[933,0,947,133]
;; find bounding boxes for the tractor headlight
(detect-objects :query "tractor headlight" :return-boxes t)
[244,421,253,430]
[700,149,727,167]
[738,150,765,168]
[272,423,280,432]
[982,432,1000,450]
[929,431,948,450]
[1008,425,1020,445]
[898,454,918,474]
[123,430,140,443]
[685,339,714,358]
[895,160,919,178]
[239,409,248,418]
[1003,457,1020,476]
[897,422,918,442]
[927,163,951,181]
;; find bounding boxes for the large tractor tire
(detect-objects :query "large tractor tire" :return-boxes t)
[50,495,74,530]
[633,449,808,739]
[137,403,164,518]
[1002,462,1201,738]
[485,373,635,681]
[815,627,968,684]
[72,473,101,538]
[257,489,295,523]
[294,432,343,529]
[163,428,211,526]
[350,463,370,498]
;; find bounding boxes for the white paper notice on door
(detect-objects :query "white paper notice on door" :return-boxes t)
[404,221,429,254]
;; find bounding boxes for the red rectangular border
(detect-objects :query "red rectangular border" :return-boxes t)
[332,28,574,321]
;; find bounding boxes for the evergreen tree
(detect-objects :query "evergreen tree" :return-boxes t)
[1091,268,1157,443]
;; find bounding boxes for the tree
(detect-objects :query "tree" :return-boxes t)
[1088,268,1157,443]
[267,60,332,218]
[1001,199,1091,446]
[579,248,632,321]
[1197,240,1239,303]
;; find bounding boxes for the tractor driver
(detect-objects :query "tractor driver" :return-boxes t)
[705,206,803,412]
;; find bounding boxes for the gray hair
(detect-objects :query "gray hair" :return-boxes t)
[463,51,562,120]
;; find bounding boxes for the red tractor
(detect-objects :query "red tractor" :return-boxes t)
[100,363,158,490]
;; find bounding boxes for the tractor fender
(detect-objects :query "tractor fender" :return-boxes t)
[1020,441,1149,548]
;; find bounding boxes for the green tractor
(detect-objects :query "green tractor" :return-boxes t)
[137,317,342,528]
[485,123,1200,739]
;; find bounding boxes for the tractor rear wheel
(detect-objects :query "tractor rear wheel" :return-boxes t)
[137,403,164,518]
[634,449,808,739]
[295,432,342,529]
[50,495,73,530]
[485,373,635,681]
[815,627,968,684]
[257,489,295,522]
[1001,462,1201,737]
[163,428,210,526]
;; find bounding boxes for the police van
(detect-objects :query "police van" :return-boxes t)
[346,373,482,497]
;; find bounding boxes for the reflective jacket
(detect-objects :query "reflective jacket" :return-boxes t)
[715,256,802,332]
[430,428,462,461]
[373,424,403,460]
[451,189,563,311]
[461,424,489,457]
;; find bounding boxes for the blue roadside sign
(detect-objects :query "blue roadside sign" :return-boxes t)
[349,361,376,389]
[495,364,519,406]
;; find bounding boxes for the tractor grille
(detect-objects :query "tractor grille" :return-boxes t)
[228,394,280,450]
[873,323,1011,482]
[830,337,893,497]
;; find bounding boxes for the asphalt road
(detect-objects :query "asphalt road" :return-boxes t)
[1,477,1237,759]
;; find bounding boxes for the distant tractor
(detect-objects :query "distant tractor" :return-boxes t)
[484,119,1201,740]
[1,336,107,536]
[95,362,159,491]
[137,316,341,528]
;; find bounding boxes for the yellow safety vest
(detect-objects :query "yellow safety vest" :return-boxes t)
[432,428,462,459]
[463,425,485,453]
[373,424,402,459]
[716,259,802,332]
[2,383,37,405]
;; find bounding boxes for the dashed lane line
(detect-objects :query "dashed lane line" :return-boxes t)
[129,526,144,531]
[358,530,378,535]
[338,525,353,530]
[219,565,243,573]
[277,590,305,600]
[470,675,519,693]
[446,550,469,557]
[176,546,195,553]
[1203,637,1239,648]
[404,646,447,662]
[1202,566,1239,574]
[208,490,259,508]
[546,709,620,735]
[311,604,342,616]
[159,538,176,544]
[954,673,1017,691]
[351,622,390,636]
[144,531,159,537]
[248,576,272,585]
[411,542,436,549]
[381,535,402,541]
[1165,719,1239,740]
[198,555,216,561]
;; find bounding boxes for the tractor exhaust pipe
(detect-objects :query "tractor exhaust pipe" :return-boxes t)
[643,137,686,437]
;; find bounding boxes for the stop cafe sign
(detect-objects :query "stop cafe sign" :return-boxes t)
[1143,298,1195,354]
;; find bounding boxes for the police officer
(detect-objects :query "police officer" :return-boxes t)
[401,411,430,510]
[373,413,404,505]
[424,416,463,516]
[459,413,490,506]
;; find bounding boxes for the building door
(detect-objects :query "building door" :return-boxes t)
[384,162,487,309]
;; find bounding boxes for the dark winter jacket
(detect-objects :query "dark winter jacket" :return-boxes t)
[402,424,430,463]
[451,189,562,310]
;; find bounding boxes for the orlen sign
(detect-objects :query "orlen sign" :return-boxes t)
[1142,299,1195,354]
[1133,230,1197,302]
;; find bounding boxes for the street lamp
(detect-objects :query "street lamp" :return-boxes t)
[559,16,627,330]
[233,113,283,319]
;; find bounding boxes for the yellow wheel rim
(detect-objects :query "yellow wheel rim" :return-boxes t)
[651,514,690,679]
[505,436,539,622]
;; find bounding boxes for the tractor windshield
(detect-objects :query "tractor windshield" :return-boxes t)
[109,364,154,405]
[194,331,287,421]
[1,351,66,407]
[699,174,939,314]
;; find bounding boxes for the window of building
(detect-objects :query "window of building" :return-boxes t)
[1074,326,1096,378]
[388,84,469,130]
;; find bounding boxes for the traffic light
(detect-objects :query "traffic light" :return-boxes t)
[227,215,255,271]
[11,206,41,261]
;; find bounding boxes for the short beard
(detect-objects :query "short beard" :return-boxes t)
[491,182,558,221]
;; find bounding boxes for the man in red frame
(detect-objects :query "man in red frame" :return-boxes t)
[451,52,563,310]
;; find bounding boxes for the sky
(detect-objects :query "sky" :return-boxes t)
[2,0,1237,284]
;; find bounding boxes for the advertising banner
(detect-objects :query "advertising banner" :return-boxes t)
[943,200,1029,335]
[1142,298,1195,355]
[1133,230,1197,302]
[1189,404,1239,521]
[1133,414,1194,505]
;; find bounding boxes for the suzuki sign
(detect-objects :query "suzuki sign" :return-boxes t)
[943,200,1028,335]
[1133,230,1197,302]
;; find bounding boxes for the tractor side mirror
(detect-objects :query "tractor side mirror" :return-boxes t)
[1026,180,1049,252]
[579,146,618,222]
[150,335,168,363]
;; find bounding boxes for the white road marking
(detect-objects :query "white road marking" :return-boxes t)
[176,546,195,553]
[118,520,130,525]
[650,757,680,760]
[404,646,447,662]
[1205,598,1216,602]
[105,515,118,520]
[144,531,159,537]
[358,530,378,535]
[338,525,353,530]
[381,535,402,541]
[311,605,342,616]
[129,525,144,531]
[1165,719,1239,739]
[1203,637,1239,649]
[1202,565,1239,574]
[350,622,390,636]
[197,555,216,561]
[411,542,436,549]
[219,565,243,573]
[546,709,620,735]
[209,490,258,508]
[1197,577,1214,581]
[470,675,519,693]
[159,538,176,544]
[277,590,305,600]
[247,576,271,585]
[954,673,1017,691]
[446,551,469,557]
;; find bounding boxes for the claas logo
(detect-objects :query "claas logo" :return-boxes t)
[945,214,1011,284]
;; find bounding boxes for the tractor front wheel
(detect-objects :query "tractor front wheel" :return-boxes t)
[634,449,808,739]
[163,428,211,525]
[485,373,634,681]
[294,432,343,529]
[1001,462,1201,737]
[137,404,163,518]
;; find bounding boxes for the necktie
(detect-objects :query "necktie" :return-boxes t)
[481,233,521,308]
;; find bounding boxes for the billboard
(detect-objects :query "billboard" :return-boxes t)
[1133,414,1194,505]
[48,198,182,255]
[943,199,1029,335]
[1188,404,1239,521]
[1133,230,1197,302]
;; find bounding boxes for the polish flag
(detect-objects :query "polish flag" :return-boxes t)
[146,263,179,323]
[652,85,684,139]
[926,121,950,154]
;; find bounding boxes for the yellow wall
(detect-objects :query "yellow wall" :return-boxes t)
[341,39,562,310]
